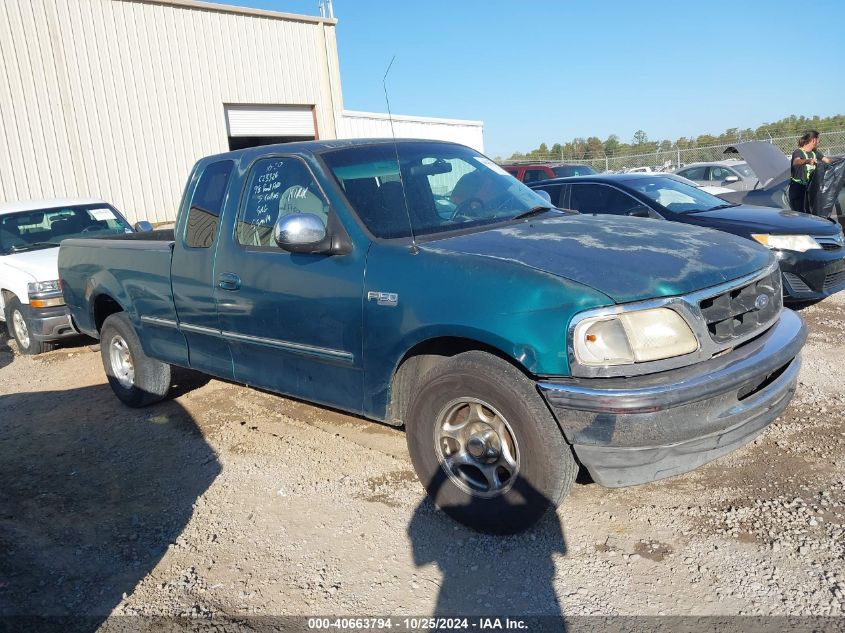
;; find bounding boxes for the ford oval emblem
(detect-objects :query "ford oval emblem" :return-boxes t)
[755,294,769,310]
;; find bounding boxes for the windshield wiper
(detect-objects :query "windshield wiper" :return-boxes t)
[10,242,60,252]
[512,206,553,220]
[684,203,740,214]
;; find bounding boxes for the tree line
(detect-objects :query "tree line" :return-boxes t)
[505,114,845,161]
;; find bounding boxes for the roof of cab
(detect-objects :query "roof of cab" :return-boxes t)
[0,197,109,216]
[200,138,466,163]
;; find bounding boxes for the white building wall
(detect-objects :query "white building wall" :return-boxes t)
[338,110,485,153]
[0,0,485,224]
[0,0,341,223]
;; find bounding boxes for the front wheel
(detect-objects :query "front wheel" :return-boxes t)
[5,297,48,355]
[100,312,171,407]
[405,351,577,534]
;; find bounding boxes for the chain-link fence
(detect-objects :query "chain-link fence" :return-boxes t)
[507,129,845,173]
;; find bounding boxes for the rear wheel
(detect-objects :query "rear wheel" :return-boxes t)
[5,297,49,355]
[100,312,171,407]
[405,351,577,534]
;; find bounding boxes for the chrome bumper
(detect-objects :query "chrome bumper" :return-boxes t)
[537,309,806,487]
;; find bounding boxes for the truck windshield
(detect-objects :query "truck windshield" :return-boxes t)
[0,204,132,254]
[321,142,553,238]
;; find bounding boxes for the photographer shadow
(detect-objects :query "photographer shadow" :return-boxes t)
[407,469,567,622]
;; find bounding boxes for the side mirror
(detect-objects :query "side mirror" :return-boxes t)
[274,213,329,253]
[724,175,740,183]
[626,206,652,218]
[534,189,553,204]
[133,221,153,232]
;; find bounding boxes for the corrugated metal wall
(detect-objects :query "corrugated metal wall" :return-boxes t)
[338,111,485,153]
[0,0,342,223]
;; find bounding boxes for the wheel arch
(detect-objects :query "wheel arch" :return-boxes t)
[385,335,535,427]
[92,292,126,333]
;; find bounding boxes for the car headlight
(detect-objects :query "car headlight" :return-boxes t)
[27,280,62,295]
[573,307,699,366]
[751,234,820,252]
[27,279,64,308]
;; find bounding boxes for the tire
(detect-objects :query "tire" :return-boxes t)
[5,297,48,355]
[100,312,171,407]
[405,351,577,534]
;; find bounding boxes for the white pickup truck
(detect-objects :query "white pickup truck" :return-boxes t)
[0,198,139,354]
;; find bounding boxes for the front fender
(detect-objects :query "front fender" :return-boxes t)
[361,244,614,419]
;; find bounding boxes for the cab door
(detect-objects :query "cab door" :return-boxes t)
[213,155,366,413]
[171,159,235,378]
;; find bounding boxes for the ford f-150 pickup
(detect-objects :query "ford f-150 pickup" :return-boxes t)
[59,139,807,533]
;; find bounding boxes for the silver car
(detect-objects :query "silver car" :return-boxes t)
[676,161,757,191]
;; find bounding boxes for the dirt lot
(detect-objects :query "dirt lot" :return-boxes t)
[1,294,844,623]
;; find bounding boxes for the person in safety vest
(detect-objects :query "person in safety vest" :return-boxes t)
[789,130,833,213]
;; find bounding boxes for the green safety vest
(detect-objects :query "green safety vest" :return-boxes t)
[791,149,817,185]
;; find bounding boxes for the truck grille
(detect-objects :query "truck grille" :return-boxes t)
[699,270,781,344]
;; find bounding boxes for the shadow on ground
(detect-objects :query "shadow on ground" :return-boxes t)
[0,379,220,630]
[407,470,567,618]
[0,332,11,371]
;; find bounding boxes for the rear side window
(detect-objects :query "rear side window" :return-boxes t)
[678,166,706,180]
[552,165,596,177]
[522,168,549,183]
[185,160,234,248]
[534,184,565,207]
[569,184,642,215]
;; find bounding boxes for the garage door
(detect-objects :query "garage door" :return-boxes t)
[225,105,315,137]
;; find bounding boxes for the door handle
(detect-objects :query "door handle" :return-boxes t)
[218,272,241,291]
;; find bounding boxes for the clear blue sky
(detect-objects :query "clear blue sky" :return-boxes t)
[220,0,845,157]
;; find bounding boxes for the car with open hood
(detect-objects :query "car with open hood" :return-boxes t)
[59,139,805,533]
[717,141,845,218]
[530,173,845,302]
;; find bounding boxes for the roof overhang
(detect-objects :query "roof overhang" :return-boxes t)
[120,0,338,25]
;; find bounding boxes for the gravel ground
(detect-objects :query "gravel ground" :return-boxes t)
[0,293,843,622]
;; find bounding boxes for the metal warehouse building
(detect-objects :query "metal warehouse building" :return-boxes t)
[0,0,483,223]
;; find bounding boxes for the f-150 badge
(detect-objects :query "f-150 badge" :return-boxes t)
[367,291,398,307]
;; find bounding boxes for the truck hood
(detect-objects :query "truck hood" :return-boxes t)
[724,142,790,190]
[423,214,772,304]
[684,204,842,235]
[1,247,60,283]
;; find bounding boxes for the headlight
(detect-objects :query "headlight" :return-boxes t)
[27,279,64,308]
[27,280,61,295]
[751,234,820,252]
[573,307,698,367]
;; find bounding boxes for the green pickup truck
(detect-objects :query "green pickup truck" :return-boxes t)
[59,139,806,533]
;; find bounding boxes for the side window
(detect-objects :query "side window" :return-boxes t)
[709,166,730,181]
[523,169,547,183]
[534,185,564,207]
[236,157,329,248]
[185,160,233,248]
[679,166,706,180]
[569,184,641,215]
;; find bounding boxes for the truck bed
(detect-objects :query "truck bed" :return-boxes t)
[59,235,178,342]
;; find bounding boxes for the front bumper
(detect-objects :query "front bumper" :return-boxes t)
[27,304,79,341]
[777,247,845,301]
[537,309,806,488]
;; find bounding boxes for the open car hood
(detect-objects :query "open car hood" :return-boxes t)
[724,141,790,190]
